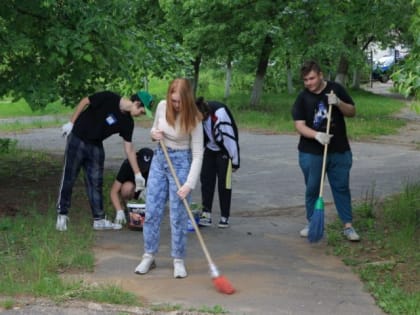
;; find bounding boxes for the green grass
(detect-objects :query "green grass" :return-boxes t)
[326,182,420,315]
[0,97,72,117]
[0,80,408,139]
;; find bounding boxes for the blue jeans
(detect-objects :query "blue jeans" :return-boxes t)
[143,145,192,259]
[299,151,353,224]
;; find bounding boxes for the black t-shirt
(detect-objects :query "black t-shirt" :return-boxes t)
[291,81,354,154]
[116,148,154,184]
[73,91,134,144]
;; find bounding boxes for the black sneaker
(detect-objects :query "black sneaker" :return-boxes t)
[218,217,229,228]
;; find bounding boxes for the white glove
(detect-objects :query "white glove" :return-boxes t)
[135,173,145,192]
[62,122,73,137]
[327,92,340,106]
[315,132,333,145]
[115,210,126,224]
[138,188,147,201]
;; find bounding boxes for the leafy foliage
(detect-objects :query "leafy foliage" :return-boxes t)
[0,0,191,109]
[392,4,420,100]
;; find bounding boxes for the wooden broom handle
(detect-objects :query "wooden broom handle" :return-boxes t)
[319,100,333,198]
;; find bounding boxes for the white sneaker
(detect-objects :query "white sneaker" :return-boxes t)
[343,227,360,241]
[93,218,122,230]
[300,225,309,237]
[198,211,212,227]
[56,214,68,231]
[135,253,156,274]
[173,258,187,278]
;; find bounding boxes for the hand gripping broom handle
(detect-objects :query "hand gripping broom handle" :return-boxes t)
[159,140,220,278]
[319,98,333,198]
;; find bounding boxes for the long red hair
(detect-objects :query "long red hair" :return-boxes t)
[166,78,202,134]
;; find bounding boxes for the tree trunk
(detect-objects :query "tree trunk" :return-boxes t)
[224,58,232,101]
[143,76,149,91]
[192,55,201,96]
[352,68,360,89]
[335,55,349,85]
[250,35,273,107]
[286,55,294,94]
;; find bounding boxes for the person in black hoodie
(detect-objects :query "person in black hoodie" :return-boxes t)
[195,97,240,228]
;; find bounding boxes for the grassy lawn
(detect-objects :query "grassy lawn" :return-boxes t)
[0,88,419,314]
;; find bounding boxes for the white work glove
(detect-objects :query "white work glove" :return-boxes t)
[135,172,145,192]
[315,132,333,145]
[62,122,73,137]
[138,188,147,201]
[327,92,341,106]
[115,209,126,224]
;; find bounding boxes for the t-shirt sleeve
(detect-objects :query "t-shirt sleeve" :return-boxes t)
[291,93,306,121]
[116,159,134,183]
[88,91,118,109]
[334,83,355,106]
[119,117,134,142]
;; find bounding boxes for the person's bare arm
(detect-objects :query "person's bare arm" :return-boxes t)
[294,120,317,139]
[70,97,90,123]
[335,100,356,117]
[110,180,123,211]
[123,141,140,174]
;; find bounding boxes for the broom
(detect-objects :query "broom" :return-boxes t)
[308,94,333,243]
[160,140,235,294]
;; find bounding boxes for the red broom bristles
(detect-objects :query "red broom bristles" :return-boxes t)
[212,275,236,294]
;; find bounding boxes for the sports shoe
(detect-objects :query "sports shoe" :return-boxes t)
[56,214,68,231]
[135,253,156,274]
[300,225,309,237]
[173,258,187,278]
[198,211,212,227]
[93,218,122,230]
[218,217,229,228]
[343,227,360,241]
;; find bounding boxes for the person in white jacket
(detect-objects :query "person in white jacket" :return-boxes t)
[195,97,240,228]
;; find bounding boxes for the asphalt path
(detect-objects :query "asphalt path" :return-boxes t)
[4,126,420,215]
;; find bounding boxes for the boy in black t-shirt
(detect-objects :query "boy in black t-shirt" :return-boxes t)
[56,91,154,231]
[111,148,153,226]
[291,60,360,242]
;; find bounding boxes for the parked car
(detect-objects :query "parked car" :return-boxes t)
[371,51,407,83]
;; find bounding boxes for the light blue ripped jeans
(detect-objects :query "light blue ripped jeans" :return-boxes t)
[143,144,191,259]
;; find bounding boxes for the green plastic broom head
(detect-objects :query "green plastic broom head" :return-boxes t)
[314,197,324,211]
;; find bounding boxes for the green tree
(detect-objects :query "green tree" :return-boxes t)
[0,0,191,109]
[392,2,420,100]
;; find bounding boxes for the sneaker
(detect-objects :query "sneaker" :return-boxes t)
[173,258,187,278]
[343,227,360,241]
[93,218,122,230]
[218,217,229,228]
[135,253,156,274]
[300,225,309,237]
[56,214,68,231]
[198,211,212,227]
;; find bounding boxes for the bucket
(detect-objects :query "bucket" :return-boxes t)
[127,202,146,231]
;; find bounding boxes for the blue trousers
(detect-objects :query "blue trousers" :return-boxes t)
[143,145,191,259]
[299,151,353,224]
[57,133,105,219]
